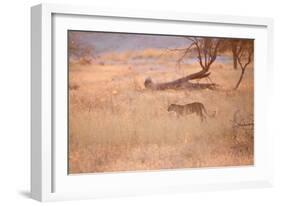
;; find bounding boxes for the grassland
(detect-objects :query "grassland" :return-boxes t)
[68,49,254,174]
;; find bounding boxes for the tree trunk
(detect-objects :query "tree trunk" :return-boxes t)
[234,68,246,90]
[144,68,216,90]
[231,43,238,70]
[233,55,238,70]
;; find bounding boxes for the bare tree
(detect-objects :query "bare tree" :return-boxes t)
[217,39,240,70]
[186,37,221,72]
[69,32,78,56]
[144,37,221,90]
[69,32,94,65]
[234,40,253,90]
[231,110,254,142]
[231,40,240,70]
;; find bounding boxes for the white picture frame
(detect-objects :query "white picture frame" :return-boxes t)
[31,3,274,202]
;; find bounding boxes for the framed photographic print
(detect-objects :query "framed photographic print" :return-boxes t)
[31,3,274,201]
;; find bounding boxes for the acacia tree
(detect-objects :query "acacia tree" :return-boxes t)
[186,37,221,72]
[234,40,253,90]
[144,37,221,90]
[217,39,240,70]
[231,40,240,70]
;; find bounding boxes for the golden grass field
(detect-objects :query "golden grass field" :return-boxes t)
[68,49,254,174]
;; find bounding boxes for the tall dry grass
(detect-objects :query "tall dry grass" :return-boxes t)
[68,49,254,174]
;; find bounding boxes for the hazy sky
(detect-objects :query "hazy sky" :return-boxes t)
[69,31,190,54]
